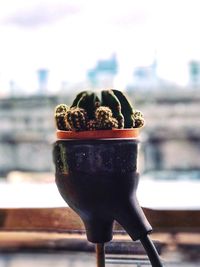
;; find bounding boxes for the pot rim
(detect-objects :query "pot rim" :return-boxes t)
[56,128,140,140]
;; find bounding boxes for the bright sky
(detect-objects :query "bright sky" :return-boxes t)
[0,0,200,94]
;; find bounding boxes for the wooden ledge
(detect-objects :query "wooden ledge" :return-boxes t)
[0,207,199,233]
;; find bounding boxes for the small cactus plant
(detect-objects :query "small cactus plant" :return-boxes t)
[54,104,70,130]
[54,89,145,132]
[95,106,118,130]
[132,110,145,128]
[66,107,88,131]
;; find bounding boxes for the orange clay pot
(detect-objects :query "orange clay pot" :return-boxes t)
[56,128,140,140]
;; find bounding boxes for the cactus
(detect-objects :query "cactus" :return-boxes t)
[86,107,119,130]
[54,104,70,130]
[112,89,135,128]
[95,106,118,130]
[71,90,101,119]
[132,110,145,128]
[95,106,113,121]
[55,89,145,131]
[66,107,88,131]
[101,90,124,129]
[77,92,101,119]
[55,113,68,130]
[86,120,98,131]
[55,104,69,114]
[71,91,88,108]
[133,110,144,118]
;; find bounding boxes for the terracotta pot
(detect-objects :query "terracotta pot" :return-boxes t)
[53,129,152,243]
[56,128,140,140]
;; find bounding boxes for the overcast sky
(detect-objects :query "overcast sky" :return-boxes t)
[0,0,200,95]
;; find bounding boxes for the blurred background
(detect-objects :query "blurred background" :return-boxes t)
[0,0,200,187]
[0,1,200,266]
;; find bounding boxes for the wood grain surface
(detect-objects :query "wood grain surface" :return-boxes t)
[0,207,199,233]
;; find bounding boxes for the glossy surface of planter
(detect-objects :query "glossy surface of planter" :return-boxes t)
[53,138,152,243]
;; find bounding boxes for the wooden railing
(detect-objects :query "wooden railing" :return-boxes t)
[1,207,199,233]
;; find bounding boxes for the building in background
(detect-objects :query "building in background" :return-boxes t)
[189,60,200,88]
[0,93,74,176]
[87,54,118,88]
[37,69,49,95]
[131,58,160,90]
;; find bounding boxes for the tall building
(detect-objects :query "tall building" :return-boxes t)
[132,58,159,90]
[37,69,49,94]
[189,60,200,88]
[87,54,118,88]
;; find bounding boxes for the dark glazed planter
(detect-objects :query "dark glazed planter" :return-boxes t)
[53,138,152,243]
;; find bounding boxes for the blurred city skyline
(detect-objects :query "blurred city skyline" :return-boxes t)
[0,0,200,95]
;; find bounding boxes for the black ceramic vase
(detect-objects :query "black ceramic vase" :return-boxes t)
[53,137,163,267]
[53,138,152,241]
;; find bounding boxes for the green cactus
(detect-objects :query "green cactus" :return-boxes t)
[55,89,144,131]
[77,92,101,119]
[71,91,88,108]
[54,104,70,130]
[101,90,124,129]
[95,106,118,130]
[112,89,135,128]
[66,107,88,131]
